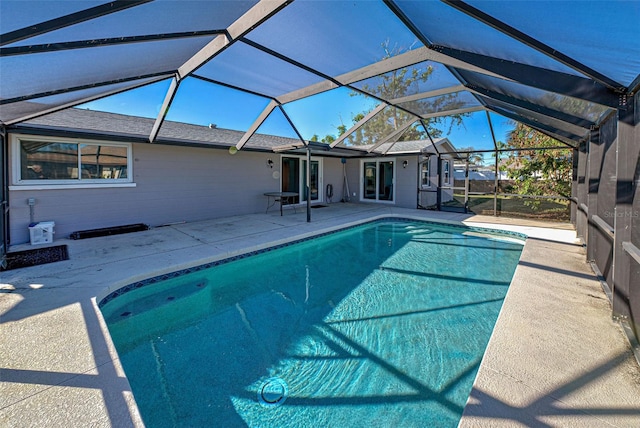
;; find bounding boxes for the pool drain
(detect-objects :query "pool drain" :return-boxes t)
[258,377,288,408]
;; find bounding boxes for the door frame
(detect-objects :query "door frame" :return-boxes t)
[280,155,324,204]
[359,158,396,204]
[1,129,8,268]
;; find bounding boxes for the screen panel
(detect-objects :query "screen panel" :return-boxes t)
[4,1,257,47]
[457,69,613,124]
[163,77,271,132]
[350,61,461,100]
[194,41,325,98]
[340,105,418,148]
[0,1,105,35]
[394,0,586,78]
[245,0,422,77]
[2,77,170,124]
[282,86,379,142]
[1,36,216,100]
[465,0,640,87]
[399,91,481,117]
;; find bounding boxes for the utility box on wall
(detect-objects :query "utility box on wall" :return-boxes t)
[29,221,55,245]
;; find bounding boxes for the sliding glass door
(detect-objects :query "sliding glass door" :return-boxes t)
[281,157,300,203]
[282,156,321,203]
[361,159,395,203]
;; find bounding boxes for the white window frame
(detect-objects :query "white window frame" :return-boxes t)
[442,158,452,186]
[280,154,323,203]
[10,134,135,190]
[421,157,431,188]
[359,158,396,204]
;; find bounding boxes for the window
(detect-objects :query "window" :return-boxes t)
[421,158,431,187]
[442,159,451,186]
[12,135,132,186]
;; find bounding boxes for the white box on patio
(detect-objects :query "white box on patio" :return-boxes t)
[29,221,55,245]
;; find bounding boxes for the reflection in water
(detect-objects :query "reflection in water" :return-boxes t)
[101,221,523,427]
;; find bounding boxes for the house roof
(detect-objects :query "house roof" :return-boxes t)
[17,107,460,157]
[15,107,376,157]
[355,137,456,155]
[1,1,638,154]
[17,107,298,149]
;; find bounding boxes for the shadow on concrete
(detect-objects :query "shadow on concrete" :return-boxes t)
[463,351,640,427]
[517,260,600,281]
[0,296,139,427]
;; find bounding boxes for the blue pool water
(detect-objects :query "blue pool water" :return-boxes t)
[100,220,524,427]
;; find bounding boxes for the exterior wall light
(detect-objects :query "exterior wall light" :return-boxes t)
[267,159,274,168]
[403,160,409,168]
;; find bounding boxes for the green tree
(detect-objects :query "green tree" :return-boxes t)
[500,122,572,206]
[456,147,484,166]
[312,123,346,144]
[321,134,336,144]
[323,41,467,147]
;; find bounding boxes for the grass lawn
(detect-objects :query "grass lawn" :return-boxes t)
[443,194,571,222]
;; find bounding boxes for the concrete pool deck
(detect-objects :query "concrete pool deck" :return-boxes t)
[1,203,639,427]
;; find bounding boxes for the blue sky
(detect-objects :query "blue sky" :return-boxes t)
[80,79,515,151]
[80,79,378,140]
[74,0,526,152]
[77,0,516,151]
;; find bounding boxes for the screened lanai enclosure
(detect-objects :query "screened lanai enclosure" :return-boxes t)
[1,1,639,346]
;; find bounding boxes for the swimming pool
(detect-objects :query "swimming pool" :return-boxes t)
[99,219,524,427]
